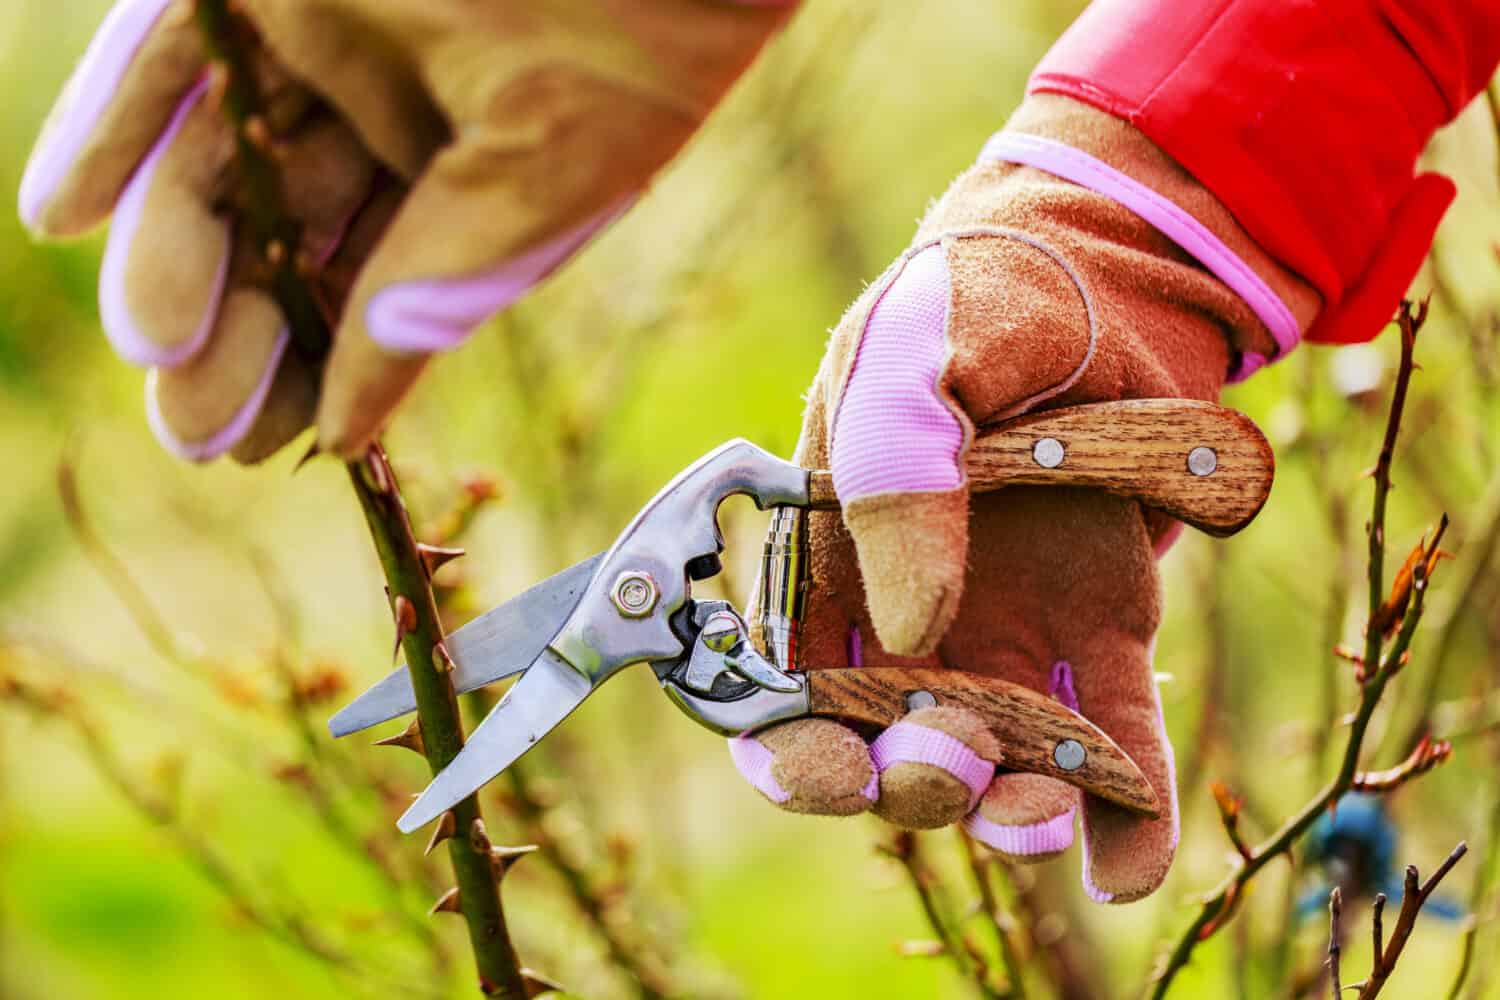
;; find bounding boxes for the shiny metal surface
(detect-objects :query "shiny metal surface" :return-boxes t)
[1032,437,1066,469]
[397,648,591,832]
[905,689,937,711]
[677,603,801,696]
[327,553,603,737]
[662,677,811,737]
[381,440,813,829]
[547,440,809,689]
[749,505,808,669]
[610,570,659,618]
[1053,738,1086,772]
[1187,445,1218,477]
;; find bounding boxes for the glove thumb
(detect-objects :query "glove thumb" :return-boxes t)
[830,244,970,657]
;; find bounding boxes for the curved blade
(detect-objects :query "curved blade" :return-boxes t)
[398,647,591,833]
[328,553,602,738]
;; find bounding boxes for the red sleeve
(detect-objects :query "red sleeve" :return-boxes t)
[1029,1,1500,345]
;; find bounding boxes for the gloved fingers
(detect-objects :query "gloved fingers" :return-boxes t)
[312,63,712,455]
[728,718,876,817]
[275,115,381,271]
[869,705,1000,830]
[830,243,970,656]
[99,70,376,370]
[20,0,205,237]
[228,349,319,465]
[926,486,1170,883]
[989,490,1177,905]
[1072,634,1178,904]
[140,110,373,464]
[964,775,1079,861]
[959,658,1084,862]
[98,76,231,368]
[147,286,289,461]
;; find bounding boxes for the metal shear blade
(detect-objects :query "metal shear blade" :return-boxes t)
[327,553,602,738]
[398,648,590,833]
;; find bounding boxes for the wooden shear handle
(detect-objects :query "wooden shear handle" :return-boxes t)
[805,667,1160,817]
[807,399,1274,537]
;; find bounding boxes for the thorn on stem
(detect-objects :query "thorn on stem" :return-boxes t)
[363,448,395,497]
[433,641,456,676]
[520,968,566,998]
[491,844,540,878]
[242,114,273,151]
[424,810,457,856]
[373,718,424,756]
[292,248,316,278]
[418,543,467,576]
[391,594,417,662]
[1211,780,1252,861]
[293,440,320,473]
[429,886,462,916]
[469,817,492,854]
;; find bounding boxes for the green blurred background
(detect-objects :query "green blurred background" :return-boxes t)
[3,3,1500,998]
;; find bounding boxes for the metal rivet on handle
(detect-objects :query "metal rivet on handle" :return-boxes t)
[1187,446,1218,477]
[1053,738,1086,772]
[1032,437,1065,469]
[611,570,659,618]
[905,689,937,712]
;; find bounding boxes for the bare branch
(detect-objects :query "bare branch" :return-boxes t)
[1149,303,1452,998]
[1359,842,1469,998]
[1328,887,1344,999]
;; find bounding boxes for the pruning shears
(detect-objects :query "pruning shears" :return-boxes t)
[329,399,1274,833]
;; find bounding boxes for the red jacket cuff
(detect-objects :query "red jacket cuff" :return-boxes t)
[1029,0,1499,343]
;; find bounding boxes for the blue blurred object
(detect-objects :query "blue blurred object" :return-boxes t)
[1297,793,1464,922]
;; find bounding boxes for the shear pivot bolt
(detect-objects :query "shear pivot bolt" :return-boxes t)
[906,690,937,711]
[1032,437,1065,469]
[1187,446,1218,477]
[1053,739,1086,772]
[611,570,659,618]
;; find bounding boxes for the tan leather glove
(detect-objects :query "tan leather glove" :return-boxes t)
[21,0,796,461]
[729,95,1318,903]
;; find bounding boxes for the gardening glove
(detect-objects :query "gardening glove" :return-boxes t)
[21,0,797,462]
[729,94,1320,903]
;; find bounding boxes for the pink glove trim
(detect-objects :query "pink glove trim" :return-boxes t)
[144,328,289,462]
[726,734,791,804]
[830,228,1098,502]
[963,807,1076,856]
[1080,843,1115,904]
[979,131,1298,383]
[870,721,995,810]
[1049,660,1079,712]
[18,0,173,232]
[365,196,633,353]
[829,244,962,501]
[99,76,227,368]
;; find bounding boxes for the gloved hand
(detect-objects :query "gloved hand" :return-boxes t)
[21,0,796,462]
[729,94,1317,903]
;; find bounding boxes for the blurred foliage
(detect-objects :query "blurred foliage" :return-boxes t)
[2,2,1500,998]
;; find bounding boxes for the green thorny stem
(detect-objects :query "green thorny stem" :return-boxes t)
[1148,302,1451,998]
[192,2,529,995]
